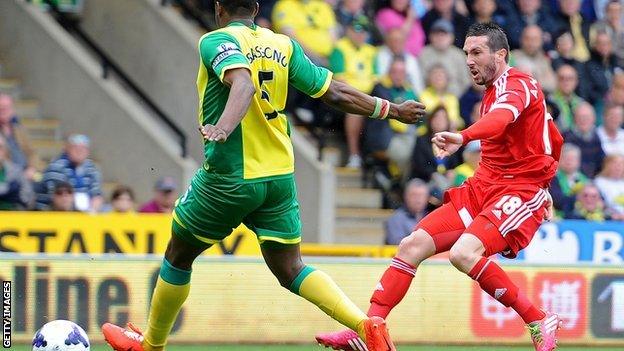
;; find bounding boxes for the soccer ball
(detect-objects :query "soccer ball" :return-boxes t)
[32,320,90,351]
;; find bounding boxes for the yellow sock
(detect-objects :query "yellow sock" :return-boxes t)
[143,259,191,350]
[291,266,367,339]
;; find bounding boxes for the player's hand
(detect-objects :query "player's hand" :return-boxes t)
[431,131,463,158]
[393,100,426,124]
[199,124,228,143]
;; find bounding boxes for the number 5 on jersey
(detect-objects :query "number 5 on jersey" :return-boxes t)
[258,70,278,120]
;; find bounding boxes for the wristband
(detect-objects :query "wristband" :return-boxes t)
[370,97,382,119]
[379,99,390,120]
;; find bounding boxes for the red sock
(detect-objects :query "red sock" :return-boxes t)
[468,257,545,324]
[367,257,416,318]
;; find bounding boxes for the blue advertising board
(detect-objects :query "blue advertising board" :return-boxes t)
[512,220,624,264]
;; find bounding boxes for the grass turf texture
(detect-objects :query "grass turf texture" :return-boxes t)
[14,344,624,350]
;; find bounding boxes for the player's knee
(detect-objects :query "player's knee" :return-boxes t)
[396,230,433,265]
[448,245,477,273]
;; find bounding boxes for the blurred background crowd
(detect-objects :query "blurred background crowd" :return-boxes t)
[2,0,624,245]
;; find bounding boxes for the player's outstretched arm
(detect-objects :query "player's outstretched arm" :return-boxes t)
[431,109,515,158]
[200,68,256,142]
[319,80,426,124]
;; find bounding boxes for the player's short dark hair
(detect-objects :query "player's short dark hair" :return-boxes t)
[466,22,510,63]
[218,0,257,16]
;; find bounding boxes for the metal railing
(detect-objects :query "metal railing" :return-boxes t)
[40,0,188,157]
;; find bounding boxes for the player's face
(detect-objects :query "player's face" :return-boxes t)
[463,36,499,86]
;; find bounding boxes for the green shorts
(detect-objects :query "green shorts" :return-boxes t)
[172,168,302,247]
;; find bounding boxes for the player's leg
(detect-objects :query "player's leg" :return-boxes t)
[102,169,260,351]
[315,203,466,350]
[449,211,562,351]
[248,177,395,350]
[449,216,546,324]
[101,222,211,351]
[260,243,371,337]
[367,202,466,319]
[142,225,210,351]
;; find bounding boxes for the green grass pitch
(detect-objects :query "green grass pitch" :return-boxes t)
[13,344,624,350]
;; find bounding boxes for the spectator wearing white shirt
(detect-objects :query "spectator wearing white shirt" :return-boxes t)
[595,154,624,220]
[597,104,624,155]
[376,27,425,95]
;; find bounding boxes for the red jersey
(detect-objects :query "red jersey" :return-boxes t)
[472,68,563,187]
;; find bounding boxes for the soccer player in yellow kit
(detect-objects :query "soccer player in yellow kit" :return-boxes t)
[101,1,425,350]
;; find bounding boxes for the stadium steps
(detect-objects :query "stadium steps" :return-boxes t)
[334,165,387,244]
[21,117,62,141]
[0,78,21,98]
[0,74,65,166]
[336,187,382,209]
[31,140,64,165]
[14,99,42,119]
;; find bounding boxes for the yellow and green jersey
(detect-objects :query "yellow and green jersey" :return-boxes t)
[196,21,332,182]
[271,0,337,58]
[328,38,378,94]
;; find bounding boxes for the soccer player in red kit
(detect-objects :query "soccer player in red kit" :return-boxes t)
[316,22,564,351]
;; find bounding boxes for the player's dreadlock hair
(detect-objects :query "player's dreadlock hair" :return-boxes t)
[466,22,510,63]
[218,0,257,16]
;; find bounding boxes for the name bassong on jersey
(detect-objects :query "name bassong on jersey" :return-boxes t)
[246,45,288,67]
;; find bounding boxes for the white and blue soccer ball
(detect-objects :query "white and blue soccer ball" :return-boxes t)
[32,320,90,351]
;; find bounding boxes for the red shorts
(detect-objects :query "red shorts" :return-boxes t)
[417,177,548,258]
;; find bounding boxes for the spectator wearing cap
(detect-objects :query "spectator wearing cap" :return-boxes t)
[272,0,337,66]
[597,104,624,155]
[0,93,39,180]
[549,64,585,131]
[48,181,75,212]
[384,179,432,245]
[422,0,471,48]
[139,177,179,213]
[511,25,557,92]
[503,0,558,50]
[452,140,481,186]
[329,15,378,168]
[36,134,103,212]
[563,102,606,178]
[419,18,472,97]
[0,134,33,210]
[376,27,425,95]
[375,0,426,56]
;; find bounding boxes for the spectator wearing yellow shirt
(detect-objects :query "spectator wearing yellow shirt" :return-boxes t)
[452,140,481,186]
[329,15,378,168]
[272,0,338,66]
[419,64,463,130]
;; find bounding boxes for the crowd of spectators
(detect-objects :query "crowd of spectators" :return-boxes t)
[0,93,179,214]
